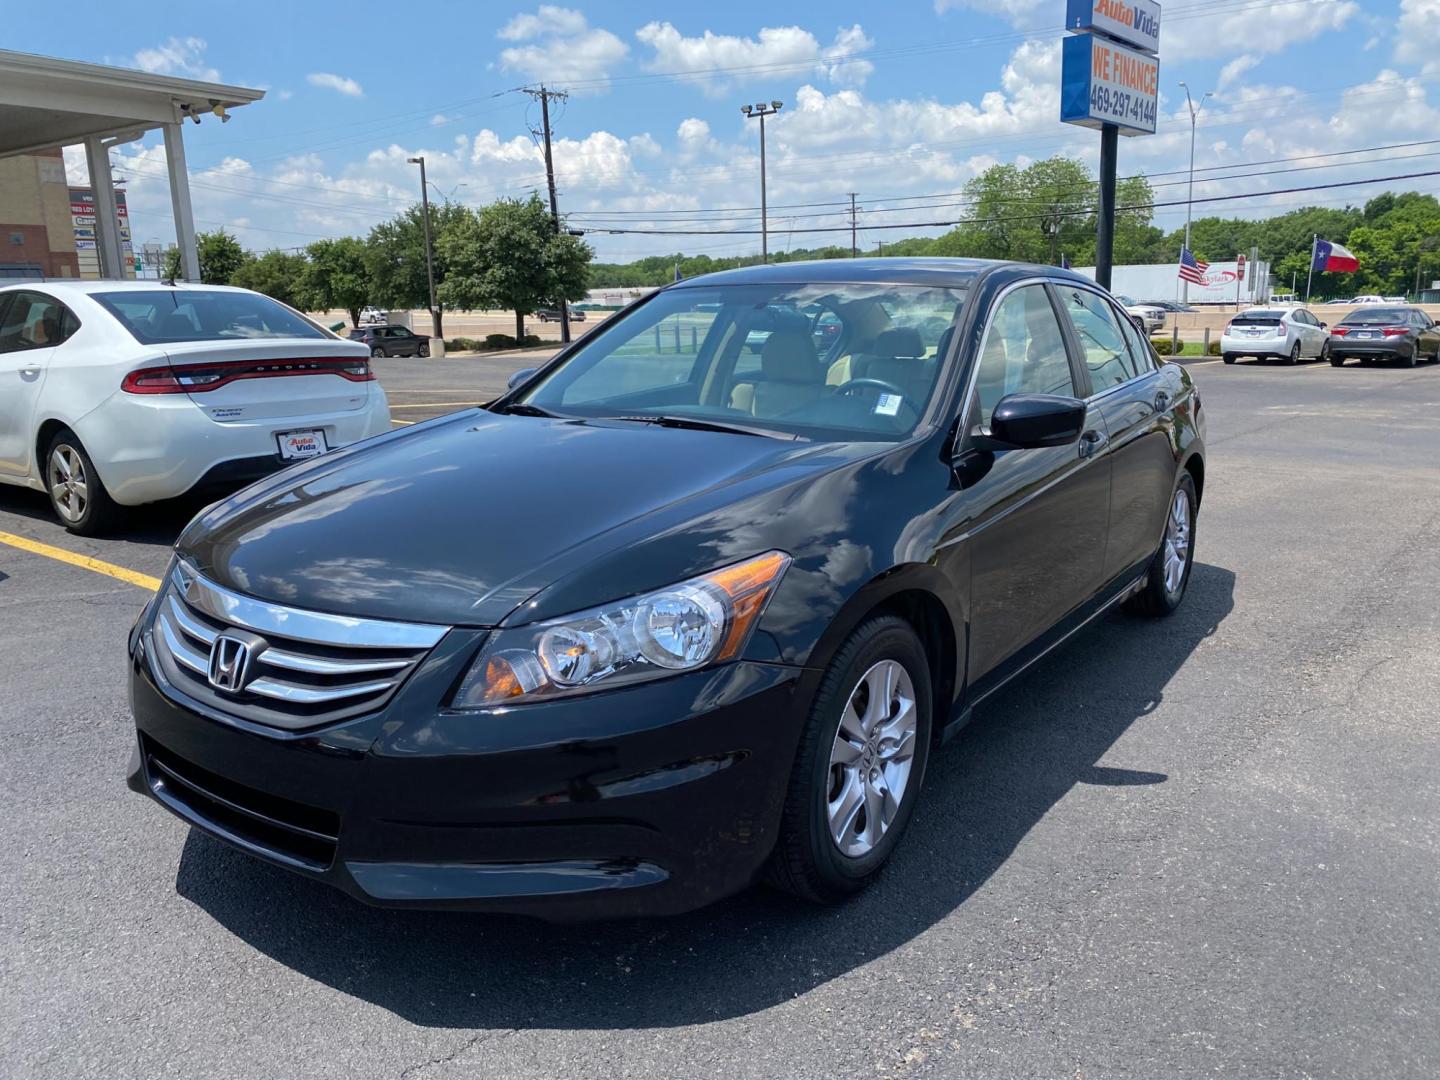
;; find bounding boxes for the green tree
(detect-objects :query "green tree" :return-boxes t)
[196,229,247,285]
[365,202,471,337]
[302,236,372,325]
[230,249,308,308]
[160,246,183,282]
[439,193,592,340]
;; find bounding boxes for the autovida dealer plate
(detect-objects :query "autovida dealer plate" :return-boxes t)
[277,429,329,459]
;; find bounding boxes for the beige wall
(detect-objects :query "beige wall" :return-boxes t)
[0,149,80,277]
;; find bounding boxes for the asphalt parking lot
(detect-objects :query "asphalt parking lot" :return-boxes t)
[3,352,1438,1078]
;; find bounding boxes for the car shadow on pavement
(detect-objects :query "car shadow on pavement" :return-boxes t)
[0,486,203,545]
[175,562,1236,1028]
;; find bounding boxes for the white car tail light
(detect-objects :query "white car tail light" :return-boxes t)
[122,357,373,395]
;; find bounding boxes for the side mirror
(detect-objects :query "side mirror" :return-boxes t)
[986,394,1087,449]
[1319,322,1327,329]
[507,367,537,390]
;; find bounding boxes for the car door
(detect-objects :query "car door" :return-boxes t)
[1297,309,1324,356]
[393,327,419,356]
[1413,310,1439,357]
[0,290,67,477]
[1058,284,1179,584]
[944,280,1113,691]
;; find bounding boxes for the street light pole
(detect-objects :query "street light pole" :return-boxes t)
[741,101,782,264]
[406,155,440,341]
[1179,83,1211,304]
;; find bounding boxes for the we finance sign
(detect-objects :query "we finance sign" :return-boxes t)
[1060,33,1159,136]
[1066,0,1161,54]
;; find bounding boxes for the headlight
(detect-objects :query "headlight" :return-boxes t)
[452,550,792,708]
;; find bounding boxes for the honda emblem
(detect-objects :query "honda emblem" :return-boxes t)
[207,634,252,693]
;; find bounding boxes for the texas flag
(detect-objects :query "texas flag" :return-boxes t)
[1312,238,1359,273]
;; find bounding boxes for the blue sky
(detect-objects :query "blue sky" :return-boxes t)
[11,1,1440,260]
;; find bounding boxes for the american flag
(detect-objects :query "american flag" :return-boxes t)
[1178,247,1209,285]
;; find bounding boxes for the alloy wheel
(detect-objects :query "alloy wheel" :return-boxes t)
[826,659,918,858]
[1162,488,1192,595]
[48,444,88,524]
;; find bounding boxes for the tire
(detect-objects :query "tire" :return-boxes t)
[1125,472,1197,618]
[1329,350,1345,367]
[1222,353,1236,365]
[767,615,933,903]
[44,430,121,536]
[1400,351,1416,368]
[1288,341,1301,365]
[1320,339,1333,364]
[370,345,384,358]
[418,342,429,358]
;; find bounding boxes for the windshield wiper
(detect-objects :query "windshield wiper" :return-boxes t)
[599,414,798,440]
[496,402,562,418]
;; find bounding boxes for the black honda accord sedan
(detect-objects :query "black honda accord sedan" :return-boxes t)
[127,258,1205,919]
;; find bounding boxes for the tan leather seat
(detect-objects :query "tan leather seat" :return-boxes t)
[734,328,824,418]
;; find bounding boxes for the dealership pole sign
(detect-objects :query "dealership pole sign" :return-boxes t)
[1060,0,1160,288]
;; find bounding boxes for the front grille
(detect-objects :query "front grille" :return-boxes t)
[143,736,339,869]
[149,560,449,731]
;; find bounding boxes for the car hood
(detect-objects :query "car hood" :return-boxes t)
[178,410,866,627]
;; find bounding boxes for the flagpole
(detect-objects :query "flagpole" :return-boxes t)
[1305,234,1316,303]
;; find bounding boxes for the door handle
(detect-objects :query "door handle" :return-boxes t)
[19,366,41,377]
[1078,428,1108,459]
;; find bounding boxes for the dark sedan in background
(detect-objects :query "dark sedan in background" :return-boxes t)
[127,258,1205,920]
[347,323,430,357]
[1329,306,1440,367]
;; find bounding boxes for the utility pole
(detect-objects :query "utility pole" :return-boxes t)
[741,101,783,263]
[524,85,572,343]
[848,192,859,257]
[1178,82,1212,304]
[406,155,440,341]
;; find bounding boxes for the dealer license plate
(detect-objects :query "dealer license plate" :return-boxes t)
[277,429,329,460]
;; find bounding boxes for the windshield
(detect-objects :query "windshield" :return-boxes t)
[94,289,328,345]
[1340,308,1411,325]
[515,281,970,440]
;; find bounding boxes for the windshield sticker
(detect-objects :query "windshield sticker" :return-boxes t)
[874,393,903,417]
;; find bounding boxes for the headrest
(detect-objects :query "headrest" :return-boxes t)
[870,327,925,358]
[760,327,820,382]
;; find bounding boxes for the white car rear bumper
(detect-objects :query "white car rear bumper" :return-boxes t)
[76,391,391,506]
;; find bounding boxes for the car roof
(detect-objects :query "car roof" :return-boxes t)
[668,256,1090,290]
[0,279,256,297]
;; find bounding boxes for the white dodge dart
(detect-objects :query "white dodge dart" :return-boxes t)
[0,280,391,534]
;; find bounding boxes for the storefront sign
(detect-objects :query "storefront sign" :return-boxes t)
[1060,33,1158,136]
[1066,0,1161,54]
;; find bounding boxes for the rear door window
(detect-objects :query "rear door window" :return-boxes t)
[1058,286,1140,389]
[0,291,66,353]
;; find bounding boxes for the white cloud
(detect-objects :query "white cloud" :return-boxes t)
[307,72,364,98]
[933,0,1050,27]
[635,22,877,95]
[431,113,451,126]
[1396,0,1440,76]
[1182,0,1357,56]
[1218,54,1260,90]
[130,37,221,82]
[497,7,628,87]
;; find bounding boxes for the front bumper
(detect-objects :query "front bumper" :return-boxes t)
[127,627,807,919]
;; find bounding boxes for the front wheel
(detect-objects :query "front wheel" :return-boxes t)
[1126,472,1197,618]
[767,615,932,903]
[45,431,121,536]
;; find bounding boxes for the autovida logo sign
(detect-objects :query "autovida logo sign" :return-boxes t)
[1066,0,1161,54]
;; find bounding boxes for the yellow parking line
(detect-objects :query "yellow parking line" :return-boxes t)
[387,402,484,409]
[0,530,160,591]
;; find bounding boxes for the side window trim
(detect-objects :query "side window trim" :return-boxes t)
[1044,280,1095,397]
[956,276,1053,436]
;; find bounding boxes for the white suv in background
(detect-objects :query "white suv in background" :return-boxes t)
[1220,305,1331,365]
[0,281,391,534]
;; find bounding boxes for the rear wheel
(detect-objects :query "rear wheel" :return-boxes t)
[767,615,932,903]
[1329,350,1345,366]
[370,345,384,358]
[1400,351,1417,368]
[1288,341,1301,364]
[1126,472,1197,618]
[417,341,430,358]
[45,431,121,536]
[1222,353,1237,365]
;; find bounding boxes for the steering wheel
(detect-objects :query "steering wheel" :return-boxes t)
[834,376,906,399]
